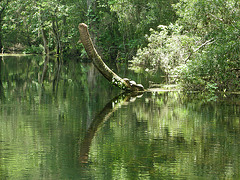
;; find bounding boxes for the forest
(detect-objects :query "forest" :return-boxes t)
[0,0,239,92]
[1,1,240,179]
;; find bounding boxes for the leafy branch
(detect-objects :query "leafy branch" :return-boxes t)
[184,38,215,63]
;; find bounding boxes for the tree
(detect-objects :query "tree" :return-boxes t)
[2,0,87,55]
[84,0,178,60]
[1,0,178,58]
[131,0,240,91]
[109,0,178,59]
[173,0,240,91]
[0,0,10,50]
[79,23,144,91]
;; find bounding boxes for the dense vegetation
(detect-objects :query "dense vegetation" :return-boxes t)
[0,0,177,58]
[131,0,240,92]
[0,0,239,91]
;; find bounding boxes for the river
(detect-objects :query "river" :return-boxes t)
[0,55,239,179]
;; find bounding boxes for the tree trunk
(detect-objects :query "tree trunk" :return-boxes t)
[78,23,144,91]
[52,15,61,55]
[0,25,2,51]
[0,0,10,51]
[41,27,49,55]
[39,9,49,55]
[0,9,4,50]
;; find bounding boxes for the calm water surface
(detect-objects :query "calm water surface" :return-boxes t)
[0,56,239,179]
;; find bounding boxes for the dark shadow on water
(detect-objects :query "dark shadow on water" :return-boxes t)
[79,91,143,165]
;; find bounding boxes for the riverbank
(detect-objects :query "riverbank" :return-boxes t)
[0,53,33,57]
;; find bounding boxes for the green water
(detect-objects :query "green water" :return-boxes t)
[0,56,239,179]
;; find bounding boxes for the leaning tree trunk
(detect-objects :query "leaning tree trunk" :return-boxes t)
[78,23,144,91]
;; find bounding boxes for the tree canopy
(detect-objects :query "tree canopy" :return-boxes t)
[1,0,177,58]
[1,0,239,91]
[131,0,240,92]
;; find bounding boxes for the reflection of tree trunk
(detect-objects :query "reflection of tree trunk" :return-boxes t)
[79,92,143,164]
[40,56,49,85]
[0,57,5,100]
[78,23,144,92]
[53,57,62,92]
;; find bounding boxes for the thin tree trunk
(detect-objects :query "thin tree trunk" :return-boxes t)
[39,9,49,55]
[40,28,49,55]
[0,4,5,50]
[52,17,61,55]
[0,24,2,51]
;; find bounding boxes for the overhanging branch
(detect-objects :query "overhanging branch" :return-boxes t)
[185,38,215,63]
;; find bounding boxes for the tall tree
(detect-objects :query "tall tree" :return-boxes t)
[174,0,240,90]
[0,0,9,51]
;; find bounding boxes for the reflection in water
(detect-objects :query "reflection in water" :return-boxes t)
[85,92,240,179]
[0,56,239,179]
[52,57,62,93]
[79,92,143,164]
[0,57,4,100]
[40,56,49,85]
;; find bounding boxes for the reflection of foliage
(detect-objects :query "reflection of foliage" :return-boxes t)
[0,55,119,179]
[1,56,239,179]
[79,91,143,163]
[89,92,240,179]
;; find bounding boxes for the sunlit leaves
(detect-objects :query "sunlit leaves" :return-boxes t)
[131,24,199,74]
[131,0,239,92]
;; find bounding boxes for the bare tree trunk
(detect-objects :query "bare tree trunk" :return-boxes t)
[0,23,3,51]
[0,13,2,50]
[78,23,144,91]
[41,28,49,55]
[39,9,49,55]
[52,15,61,55]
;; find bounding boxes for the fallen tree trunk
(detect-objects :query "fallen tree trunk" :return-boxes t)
[78,23,144,91]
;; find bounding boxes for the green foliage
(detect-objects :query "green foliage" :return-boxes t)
[1,0,238,92]
[131,24,199,73]
[173,0,240,91]
[1,0,178,59]
[1,0,87,55]
[108,0,178,60]
[131,0,240,92]
[24,45,44,54]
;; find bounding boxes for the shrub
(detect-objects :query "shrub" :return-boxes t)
[130,24,200,74]
[24,45,44,54]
